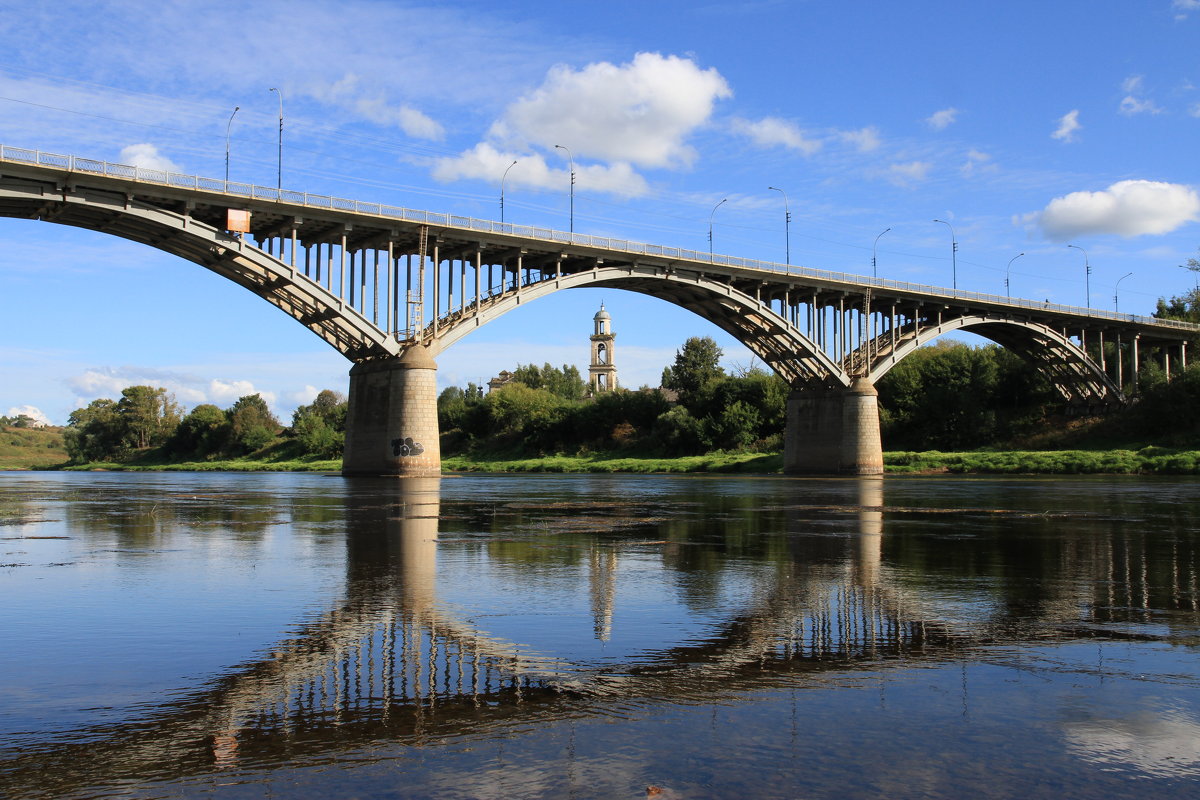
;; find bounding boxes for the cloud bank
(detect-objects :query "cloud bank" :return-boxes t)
[1022,180,1200,240]
[435,52,730,196]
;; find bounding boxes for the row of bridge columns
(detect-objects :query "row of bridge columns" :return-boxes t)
[342,350,884,476]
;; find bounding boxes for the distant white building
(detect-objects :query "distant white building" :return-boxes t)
[589,303,617,393]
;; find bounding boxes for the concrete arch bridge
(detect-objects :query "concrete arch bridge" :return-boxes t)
[1,146,1195,474]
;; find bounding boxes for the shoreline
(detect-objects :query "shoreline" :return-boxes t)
[5,447,1199,475]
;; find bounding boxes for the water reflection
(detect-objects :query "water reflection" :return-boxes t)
[1,473,1199,798]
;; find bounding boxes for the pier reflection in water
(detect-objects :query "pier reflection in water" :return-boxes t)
[0,472,1199,799]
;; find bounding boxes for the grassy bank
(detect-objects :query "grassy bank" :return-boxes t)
[0,426,69,470]
[442,451,782,474]
[444,447,1200,475]
[885,447,1200,475]
[6,423,1197,475]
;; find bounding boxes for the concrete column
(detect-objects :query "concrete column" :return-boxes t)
[784,377,883,475]
[343,347,441,476]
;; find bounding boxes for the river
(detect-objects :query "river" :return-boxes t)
[1,471,1198,799]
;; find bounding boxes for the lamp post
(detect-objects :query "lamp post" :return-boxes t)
[1005,252,1024,299]
[554,144,574,233]
[500,159,517,223]
[873,227,891,279]
[932,218,958,290]
[767,186,790,265]
[1068,243,1091,308]
[224,106,239,187]
[268,87,283,194]
[1114,272,1133,312]
[708,197,727,261]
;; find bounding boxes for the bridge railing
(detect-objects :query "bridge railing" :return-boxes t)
[3,144,1197,334]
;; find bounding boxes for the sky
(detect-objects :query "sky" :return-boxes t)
[1,0,1198,424]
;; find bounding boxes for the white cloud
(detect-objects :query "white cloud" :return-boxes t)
[1191,102,1200,118]
[886,161,931,186]
[434,52,727,198]
[1021,180,1200,240]
[66,367,283,412]
[287,385,321,407]
[838,126,882,152]
[1052,110,1081,142]
[209,379,275,407]
[926,107,958,130]
[1120,95,1163,115]
[1121,75,1145,95]
[1174,0,1200,19]
[6,405,51,426]
[310,73,445,140]
[731,117,822,155]
[433,142,649,197]
[488,52,732,169]
[118,143,180,172]
[1119,75,1163,115]
[960,149,995,178]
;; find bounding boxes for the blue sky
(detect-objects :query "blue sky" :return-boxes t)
[1,0,1198,424]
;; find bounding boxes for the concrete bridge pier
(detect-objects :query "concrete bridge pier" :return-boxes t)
[343,347,441,476]
[784,378,883,475]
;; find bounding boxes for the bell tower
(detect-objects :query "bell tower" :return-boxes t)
[589,303,618,393]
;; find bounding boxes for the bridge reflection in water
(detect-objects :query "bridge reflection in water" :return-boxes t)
[2,475,1198,796]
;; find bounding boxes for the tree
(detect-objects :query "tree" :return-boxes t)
[169,404,230,458]
[510,363,587,400]
[116,386,181,450]
[662,336,725,399]
[64,399,123,462]
[290,390,347,459]
[1153,248,1200,324]
[228,394,280,454]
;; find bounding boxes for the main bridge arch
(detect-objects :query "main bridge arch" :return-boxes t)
[425,264,847,388]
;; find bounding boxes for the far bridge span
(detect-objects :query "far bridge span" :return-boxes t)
[0,146,1194,474]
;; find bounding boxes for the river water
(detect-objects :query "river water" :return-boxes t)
[1,471,1198,799]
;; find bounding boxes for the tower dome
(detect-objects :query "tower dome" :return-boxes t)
[594,303,611,321]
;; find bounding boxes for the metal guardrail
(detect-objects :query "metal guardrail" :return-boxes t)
[3,144,1197,334]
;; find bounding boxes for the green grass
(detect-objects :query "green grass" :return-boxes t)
[883,448,1200,475]
[442,451,783,474]
[0,426,69,470]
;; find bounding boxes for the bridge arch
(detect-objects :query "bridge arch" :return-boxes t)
[0,184,400,360]
[861,313,1122,405]
[426,264,850,389]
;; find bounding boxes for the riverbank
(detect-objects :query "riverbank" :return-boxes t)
[31,448,1200,475]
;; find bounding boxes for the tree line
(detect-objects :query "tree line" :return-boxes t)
[63,387,348,463]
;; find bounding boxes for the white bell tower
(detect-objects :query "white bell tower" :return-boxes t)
[589,303,617,393]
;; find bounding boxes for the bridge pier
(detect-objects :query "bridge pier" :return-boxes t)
[784,378,883,475]
[343,347,441,476]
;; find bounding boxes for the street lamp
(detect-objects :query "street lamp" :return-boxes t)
[708,197,727,261]
[500,160,518,223]
[554,144,574,233]
[873,227,891,279]
[268,87,283,194]
[1005,252,1024,299]
[1068,243,1091,308]
[224,106,239,187]
[932,218,958,290]
[1114,271,1133,312]
[767,186,790,265]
